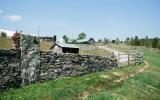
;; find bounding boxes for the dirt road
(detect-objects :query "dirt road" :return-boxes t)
[97,46,131,63]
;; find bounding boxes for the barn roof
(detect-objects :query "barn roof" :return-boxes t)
[76,39,88,43]
[76,38,95,43]
[50,43,79,49]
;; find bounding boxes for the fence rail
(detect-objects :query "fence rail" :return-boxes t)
[117,49,143,66]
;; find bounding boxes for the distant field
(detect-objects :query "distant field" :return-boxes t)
[0,38,53,51]
[80,49,111,57]
[0,37,13,49]
[77,44,111,57]
[40,41,53,52]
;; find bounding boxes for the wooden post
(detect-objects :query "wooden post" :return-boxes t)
[128,53,130,66]
[142,52,143,63]
[117,53,119,67]
[135,52,137,65]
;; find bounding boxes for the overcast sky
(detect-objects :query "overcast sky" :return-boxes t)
[0,0,160,40]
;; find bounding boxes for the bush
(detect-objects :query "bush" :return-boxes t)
[0,31,7,37]
[12,32,20,49]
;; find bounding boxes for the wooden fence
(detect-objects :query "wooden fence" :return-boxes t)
[117,49,143,66]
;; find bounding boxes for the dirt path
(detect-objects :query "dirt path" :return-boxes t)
[78,60,149,100]
[114,60,149,83]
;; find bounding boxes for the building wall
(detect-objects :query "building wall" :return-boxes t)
[52,45,62,53]
[89,38,95,44]
[62,48,79,54]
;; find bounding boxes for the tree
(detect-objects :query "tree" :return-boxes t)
[77,32,86,40]
[33,36,39,45]
[158,38,160,50]
[103,38,108,44]
[134,36,140,46]
[53,35,56,42]
[108,38,111,44]
[144,36,150,48]
[115,38,119,45]
[140,39,145,46]
[0,31,7,37]
[151,37,158,50]
[130,36,134,46]
[12,31,20,49]
[63,35,69,43]
[125,37,130,45]
[98,39,102,43]
[112,40,115,43]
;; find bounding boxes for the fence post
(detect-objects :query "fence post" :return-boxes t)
[117,53,119,67]
[128,53,130,66]
[135,52,137,65]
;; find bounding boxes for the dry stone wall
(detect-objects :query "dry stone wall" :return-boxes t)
[0,49,117,91]
[0,49,21,91]
[40,53,117,82]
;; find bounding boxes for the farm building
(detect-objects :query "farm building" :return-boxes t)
[76,38,95,44]
[50,43,79,54]
[39,36,53,42]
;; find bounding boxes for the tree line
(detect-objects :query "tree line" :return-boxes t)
[62,32,86,43]
[124,36,160,50]
[98,37,122,45]
[98,36,160,50]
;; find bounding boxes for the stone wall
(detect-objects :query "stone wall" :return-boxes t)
[0,49,21,91]
[40,53,117,82]
[21,45,40,86]
[0,49,117,91]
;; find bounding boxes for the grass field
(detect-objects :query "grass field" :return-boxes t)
[80,49,111,57]
[0,44,160,100]
[0,38,53,52]
[0,37,13,48]
[40,41,53,52]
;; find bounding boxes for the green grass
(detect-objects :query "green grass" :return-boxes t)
[0,44,160,100]
[77,44,111,57]
[80,49,111,57]
[86,45,160,100]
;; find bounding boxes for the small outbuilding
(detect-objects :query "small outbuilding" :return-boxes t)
[76,38,95,44]
[50,43,79,54]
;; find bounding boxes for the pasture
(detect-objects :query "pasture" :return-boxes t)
[0,42,160,100]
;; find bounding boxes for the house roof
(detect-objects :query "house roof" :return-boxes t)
[76,38,89,43]
[76,38,95,43]
[50,43,79,49]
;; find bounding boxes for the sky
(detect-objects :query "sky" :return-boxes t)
[0,0,160,40]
